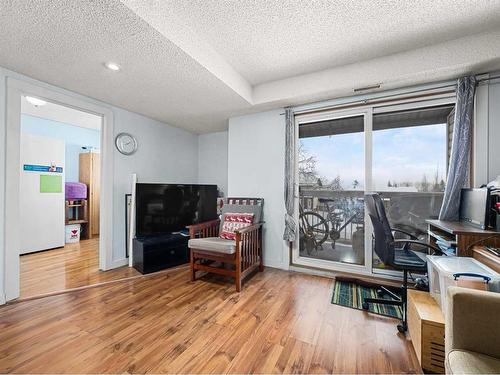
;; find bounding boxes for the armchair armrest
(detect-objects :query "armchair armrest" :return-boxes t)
[391,227,419,240]
[446,287,500,359]
[186,219,220,239]
[391,239,445,256]
[234,222,264,235]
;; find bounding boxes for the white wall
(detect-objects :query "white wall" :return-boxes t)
[0,70,6,304]
[228,109,288,269]
[113,109,198,260]
[487,78,500,181]
[0,66,199,301]
[474,74,500,186]
[197,131,228,196]
[222,77,500,274]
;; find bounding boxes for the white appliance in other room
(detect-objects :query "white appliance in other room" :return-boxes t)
[20,133,65,254]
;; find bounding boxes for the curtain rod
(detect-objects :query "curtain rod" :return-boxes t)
[477,73,500,83]
[281,86,455,116]
[280,73,500,116]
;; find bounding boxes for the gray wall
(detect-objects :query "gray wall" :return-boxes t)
[197,131,228,197]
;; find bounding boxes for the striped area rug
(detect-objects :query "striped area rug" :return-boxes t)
[331,280,402,319]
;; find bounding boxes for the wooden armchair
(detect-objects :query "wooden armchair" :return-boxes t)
[187,198,264,292]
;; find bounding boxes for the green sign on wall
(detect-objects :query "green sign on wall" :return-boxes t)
[40,175,62,193]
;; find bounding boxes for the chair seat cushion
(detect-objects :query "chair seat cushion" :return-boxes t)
[393,249,427,271]
[447,349,500,374]
[188,237,236,254]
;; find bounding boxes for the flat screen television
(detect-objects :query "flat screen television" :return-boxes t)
[136,183,217,237]
[459,188,490,229]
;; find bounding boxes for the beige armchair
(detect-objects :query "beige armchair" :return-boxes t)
[445,287,500,374]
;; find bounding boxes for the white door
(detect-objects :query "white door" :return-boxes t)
[20,134,65,254]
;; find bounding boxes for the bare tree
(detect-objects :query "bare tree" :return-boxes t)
[328,175,343,191]
[419,174,430,192]
[298,142,319,183]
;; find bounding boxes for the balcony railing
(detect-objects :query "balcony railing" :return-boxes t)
[299,187,444,266]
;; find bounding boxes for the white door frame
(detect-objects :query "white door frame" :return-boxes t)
[4,77,114,302]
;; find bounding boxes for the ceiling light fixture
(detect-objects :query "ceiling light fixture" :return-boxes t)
[104,62,121,71]
[25,96,47,107]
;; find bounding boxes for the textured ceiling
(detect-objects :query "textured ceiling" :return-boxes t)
[1,0,500,133]
[0,0,252,133]
[155,0,500,84]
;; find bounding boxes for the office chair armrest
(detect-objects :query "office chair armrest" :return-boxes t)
[391,239,446,256]
[391,228,419,240]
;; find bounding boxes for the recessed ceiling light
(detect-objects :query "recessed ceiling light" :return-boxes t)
[25,96,47,107]
[104,62,121,71]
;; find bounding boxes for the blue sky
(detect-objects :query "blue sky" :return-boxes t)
[300,123,447,190]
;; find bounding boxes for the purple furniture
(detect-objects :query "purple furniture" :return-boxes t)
[65,182,87,199]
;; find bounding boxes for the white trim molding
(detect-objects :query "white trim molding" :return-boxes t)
[3,76,115,302]
[111,258,129,269]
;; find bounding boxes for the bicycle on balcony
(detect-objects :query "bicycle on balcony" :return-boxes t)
[299,197,364,253]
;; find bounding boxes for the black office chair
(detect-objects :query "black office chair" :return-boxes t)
[363,193,444,333]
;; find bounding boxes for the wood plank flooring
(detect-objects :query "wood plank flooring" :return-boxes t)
[1,267,421,373]
[20,238,139,299]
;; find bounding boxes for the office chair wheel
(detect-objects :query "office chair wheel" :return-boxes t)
[362,302,369,310]
[397,323,407,333]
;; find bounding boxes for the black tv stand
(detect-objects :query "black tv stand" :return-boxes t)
[133,233,189,274]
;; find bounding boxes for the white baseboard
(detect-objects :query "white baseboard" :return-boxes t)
[107,258,129,270]
[263,259,287,270]
[289,264,337,279]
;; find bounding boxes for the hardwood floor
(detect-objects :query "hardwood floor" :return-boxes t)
[1,267,420,373]
[20,238,140,299]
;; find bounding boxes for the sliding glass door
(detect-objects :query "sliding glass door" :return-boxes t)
[295,109,371,273]
[293,99,455,277]
[371,105,452,273]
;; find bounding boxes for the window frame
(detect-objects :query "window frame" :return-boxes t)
[291,93,457,279]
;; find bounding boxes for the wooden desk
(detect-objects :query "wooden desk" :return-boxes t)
[472,246,500,273]
[407,290,445,374]
[426,220,500,257]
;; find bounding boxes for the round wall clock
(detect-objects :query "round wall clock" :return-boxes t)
[115,133,138,155]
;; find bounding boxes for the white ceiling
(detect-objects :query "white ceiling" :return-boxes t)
[155,0,500,84]
[21,96,102,131]
[1,0,500,133]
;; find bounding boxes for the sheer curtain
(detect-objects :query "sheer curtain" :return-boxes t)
[439,76,476,220]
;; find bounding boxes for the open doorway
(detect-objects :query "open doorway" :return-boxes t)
[18,96,137,299]
[3,77,136,302]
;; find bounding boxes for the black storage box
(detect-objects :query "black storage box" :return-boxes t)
[133,233,189,274]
